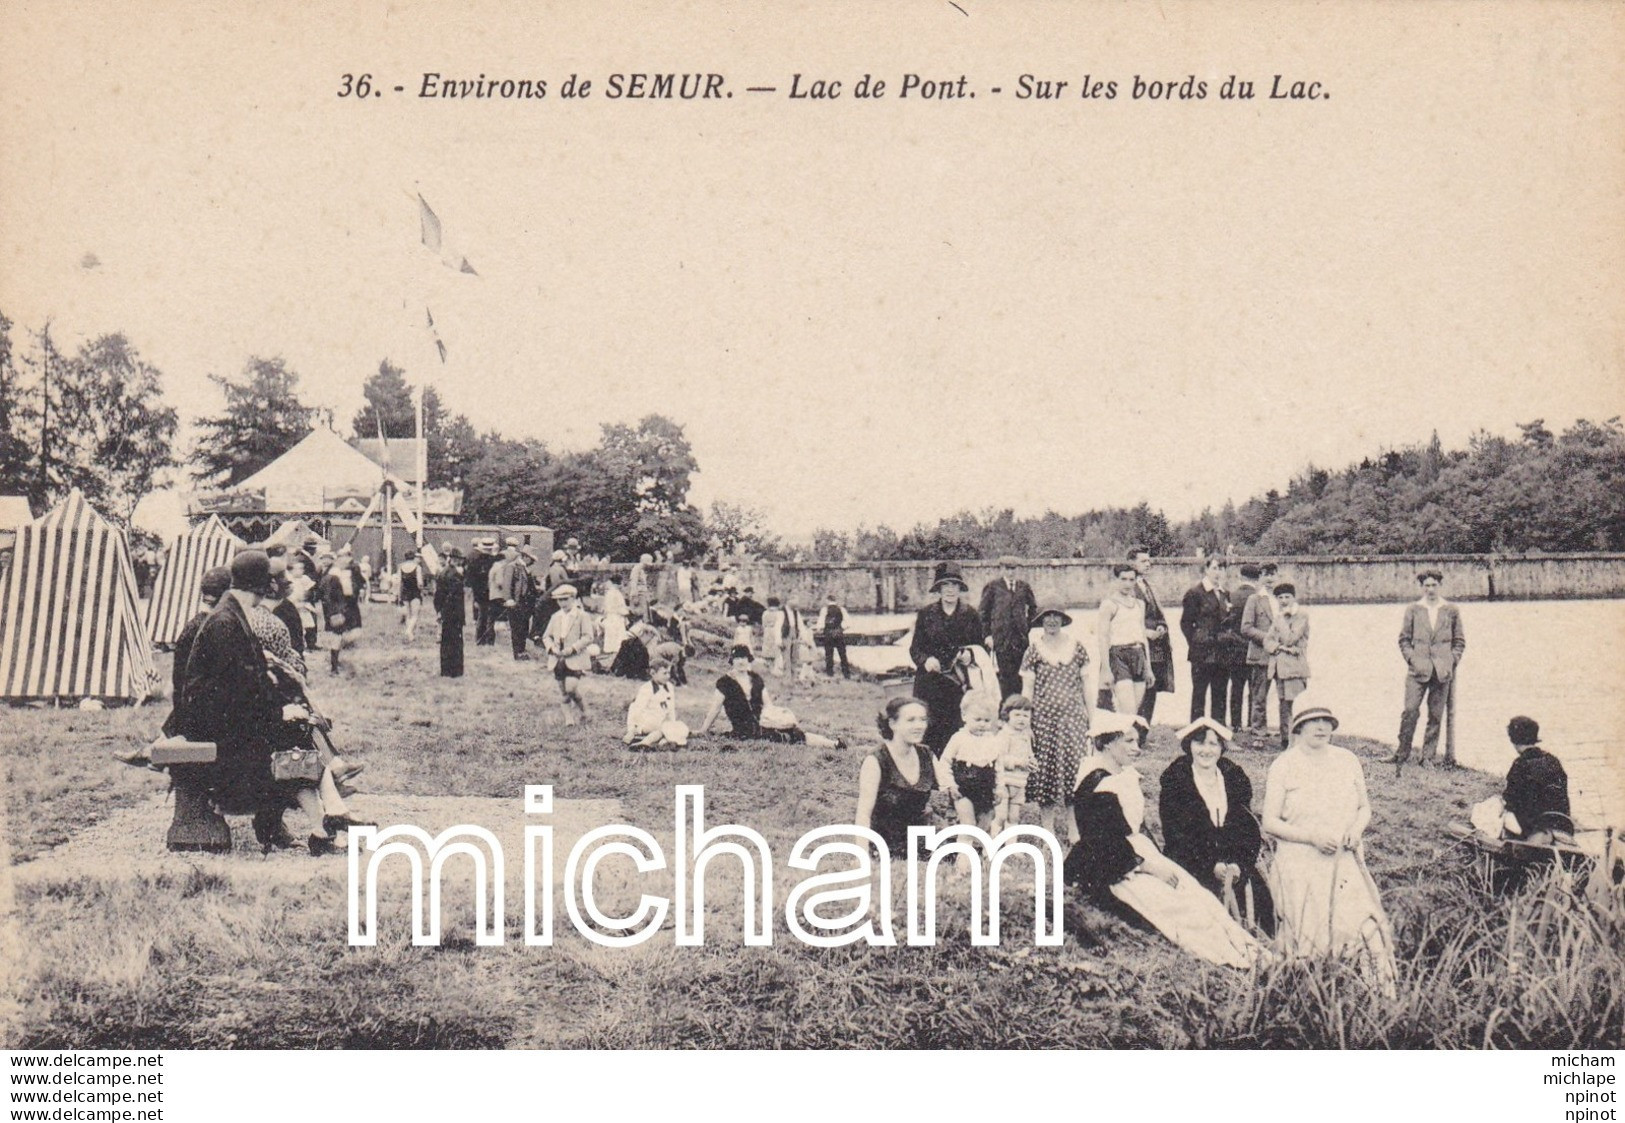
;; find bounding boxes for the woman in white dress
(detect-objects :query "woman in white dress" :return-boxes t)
[1262,703,1396,989]
[1064,710,1262,968]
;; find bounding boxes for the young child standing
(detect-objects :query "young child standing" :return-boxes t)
[940,691,1004,834]
[991,694,1035,834]
[624,659,686,749]
[760,597,786,676]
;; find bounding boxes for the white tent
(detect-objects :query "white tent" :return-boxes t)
[0,490,158,702]
[144,514,245,645]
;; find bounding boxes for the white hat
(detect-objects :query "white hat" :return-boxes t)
[1089,710,1148,739]
[1176,716,1234,743]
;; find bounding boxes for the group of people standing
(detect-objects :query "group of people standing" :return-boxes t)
[861,550,1496,980]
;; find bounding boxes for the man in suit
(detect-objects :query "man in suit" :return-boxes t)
[1393,569,1466,768]
[501,546,538,660]
[979,555,1038,702]
[1265,582,1310,748]
[1180,556,1231,724]
[1236,563,1277,738]
[466,539,499,646]
[1128,545,1174,740]
[1220,564,1259,731]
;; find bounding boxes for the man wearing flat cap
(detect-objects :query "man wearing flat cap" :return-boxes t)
[501,546,539,661]
[1393,569,1466,768]
[979,556,1037,703]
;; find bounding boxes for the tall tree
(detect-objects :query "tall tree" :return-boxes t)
[190,356,315,487]
[459,434,556,525]
[704,500,785,559]
[352,359,415,439]
[0,309,36,502]
[45,333,178,524]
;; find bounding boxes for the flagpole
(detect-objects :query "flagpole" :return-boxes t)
[415,378,426,547]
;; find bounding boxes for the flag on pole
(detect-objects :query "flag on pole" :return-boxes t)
[426,307,448,363]
[417,194,479,275]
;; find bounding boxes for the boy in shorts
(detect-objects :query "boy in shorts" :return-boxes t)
[1098,563,1152,718]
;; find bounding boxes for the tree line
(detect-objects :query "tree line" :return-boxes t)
[0,311,713,558]
[802,419,1625,560]
[3,310,1620,560]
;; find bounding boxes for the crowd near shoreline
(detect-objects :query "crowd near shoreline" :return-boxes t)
[113,532,1618,986]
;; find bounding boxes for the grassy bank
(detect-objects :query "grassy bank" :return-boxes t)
[4,629,1620,1048]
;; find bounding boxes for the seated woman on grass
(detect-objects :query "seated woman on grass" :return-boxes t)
[698,645,843,748]
[1065,710,1262,968]
[857,697,955,860]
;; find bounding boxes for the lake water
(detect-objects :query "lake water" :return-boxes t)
[844,599,1625,827]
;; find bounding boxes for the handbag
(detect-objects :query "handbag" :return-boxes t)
[270,746,323,783]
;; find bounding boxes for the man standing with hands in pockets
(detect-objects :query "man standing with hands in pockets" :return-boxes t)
[1392,569,1466,771]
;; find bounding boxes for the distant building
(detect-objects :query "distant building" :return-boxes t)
[186,428,463,542]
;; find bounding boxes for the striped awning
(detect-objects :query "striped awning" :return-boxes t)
[144,514,245,645]
[0,489,158,702]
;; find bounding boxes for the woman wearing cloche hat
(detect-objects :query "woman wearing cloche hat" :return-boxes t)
[907,563,984,754]
[1064,709,1262,968]
[1261,696,1396,990]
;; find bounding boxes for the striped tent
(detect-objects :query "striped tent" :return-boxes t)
[145,514,245,645]
[0,489,158,702]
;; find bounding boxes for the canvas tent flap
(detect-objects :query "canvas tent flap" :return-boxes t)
[0,489,158,702]
[145,514,246,645]
[258,518,321,552]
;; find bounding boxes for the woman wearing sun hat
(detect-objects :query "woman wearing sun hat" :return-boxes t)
[1021,603,1092,842]
[908,563,984,755]
[1262,698,1396,987]
[1158,716,1276,934]
[1065,709,1262,967]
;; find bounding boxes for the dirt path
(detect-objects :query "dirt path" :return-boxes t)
[11,793,624,889]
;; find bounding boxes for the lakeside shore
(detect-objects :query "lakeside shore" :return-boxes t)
[3,633,1620,1048]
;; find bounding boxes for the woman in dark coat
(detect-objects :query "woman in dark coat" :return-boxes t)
[433,549,466,678]
[1064,711,1262,967]
[908,564,984,755]
[1157,717,1275,934]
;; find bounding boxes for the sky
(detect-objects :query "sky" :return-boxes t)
[1,1,1621,536]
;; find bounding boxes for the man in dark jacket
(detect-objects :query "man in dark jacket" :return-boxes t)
[434,546,467,678]
[503,547,538,660]
[979,556,1038,702]
[318,547,363,674]
[1180,556,1231,724]
[1221,565,1260,732]
[465,539,499,646]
